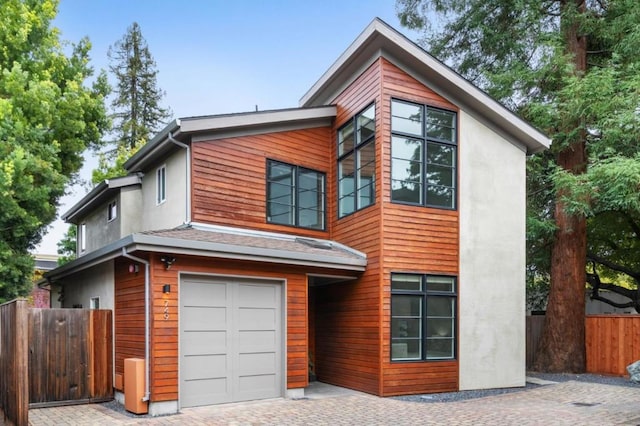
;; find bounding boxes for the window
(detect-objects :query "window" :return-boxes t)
[391,99,457,209]
[391,274,456,361]
[107,200,117,221]
[90,297,100,310]
[156,165,166,205]
[338,103,376,217]
[266,160,325,230]
[80,223,87,253]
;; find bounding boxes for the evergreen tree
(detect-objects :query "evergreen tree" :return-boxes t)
[397,0,640,372]
[0,0,108,302]
[94,22,170,183]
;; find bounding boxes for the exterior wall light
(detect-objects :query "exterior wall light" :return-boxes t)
[162,284,171,294]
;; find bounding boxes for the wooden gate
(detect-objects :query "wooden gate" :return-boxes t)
[28,308,113,408]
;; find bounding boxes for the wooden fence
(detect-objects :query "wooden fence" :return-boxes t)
[527,314,640,375]
[0,302,113,425]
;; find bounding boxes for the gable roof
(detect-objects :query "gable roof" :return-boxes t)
[301,18,550,154]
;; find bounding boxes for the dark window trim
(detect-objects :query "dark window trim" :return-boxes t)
[390,273,458,362]
[266,159,326,231]
[337,102,376,219]
[390,98,458,210]
[107,200,117,222]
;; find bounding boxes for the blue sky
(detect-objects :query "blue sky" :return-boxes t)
[37,0,421,254]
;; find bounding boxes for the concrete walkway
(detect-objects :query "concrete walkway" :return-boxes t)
[26,381,640,425]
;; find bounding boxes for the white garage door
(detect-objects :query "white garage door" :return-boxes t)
[180,276,283,407]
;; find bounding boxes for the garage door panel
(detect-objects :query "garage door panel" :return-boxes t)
[182,306,227,331]
[238,330,276,351]
[182,378,229,406]
[182,354,228,381]
[237,283,278,307]
[237,352,276,376]
[182,331,227,355]
[237,307,276,330]
[182,281,227,306]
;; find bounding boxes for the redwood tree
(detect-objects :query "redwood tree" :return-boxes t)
[397,0,640,372]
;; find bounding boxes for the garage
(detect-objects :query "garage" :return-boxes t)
[180,276,283,407]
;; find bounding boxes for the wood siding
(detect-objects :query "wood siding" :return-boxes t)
[313,59,383,395]
[191,127,332,238]
[379,59,459,395]
[586,315,640,376]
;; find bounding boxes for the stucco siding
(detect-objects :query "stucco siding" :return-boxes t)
[79,196,121,255]
[458,110,526,390]
[60,260,115,309]
[141,148,187,231]
[120,185,143,235]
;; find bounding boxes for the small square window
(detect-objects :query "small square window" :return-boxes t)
[90,297,100,310]
[156,165,166,205]
[107,200,117,222]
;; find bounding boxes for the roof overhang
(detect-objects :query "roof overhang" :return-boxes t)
[45,225,366,282]
[300,18,550,154]
[62,174,142,224]
[124,106,337,172]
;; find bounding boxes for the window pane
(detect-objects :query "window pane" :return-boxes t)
[357,104,375,144]
[357,142,375,209]
[426,338,454,359]
[391,295,422,317]
[392,179,422,204]
[392,136,422,161]
[426,276,455,293]
[427,143,455,167]
[426,164,455,187]
[427,297,455,317]
[267,161,294,226]
[299,208,323,229]
[426,318,454,338]
[338,153,355,217]
[426,108,456,143]
[392,100,422,136]
[392,275,422,291]
[392,318,421,339]
[391,339,421,360]
[338,121,354,156]
[426,186,454,208]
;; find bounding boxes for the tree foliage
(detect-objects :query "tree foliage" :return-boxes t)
[0,0,108,302]
[397,0,640,371]
[93,22,169,183]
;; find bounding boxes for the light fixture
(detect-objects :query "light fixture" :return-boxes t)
[162,284,171,294]
[160,255,176,270]
[128,264,139,273]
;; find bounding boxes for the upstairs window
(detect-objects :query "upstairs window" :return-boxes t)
[391,99,457,209]
[391,274,457,361]
[338,103,376,218]
[156,165,166,205]
[266,160,325,230]
[80,223,87,253]
[90,297,100,309]
[107,200,117,222]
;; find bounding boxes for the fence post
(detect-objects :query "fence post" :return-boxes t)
[0,299,29,426]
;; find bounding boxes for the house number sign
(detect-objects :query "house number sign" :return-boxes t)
[163,300,169,320]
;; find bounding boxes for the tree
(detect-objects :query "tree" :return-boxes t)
[397,0,640,372]
[57,225,76,265]
[0,0,108,302]
[93,22,169,182]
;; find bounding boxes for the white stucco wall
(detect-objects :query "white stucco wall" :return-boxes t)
[141,149,187,231]
[458,110,527,390]
[79,195,121,255]
[60,260,115,309]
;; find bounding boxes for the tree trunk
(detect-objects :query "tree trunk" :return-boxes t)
[533,0,588,373]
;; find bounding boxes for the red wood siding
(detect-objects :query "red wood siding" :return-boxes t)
[191,127,332,238]
[114,257,146,384]
[379,58,460,395]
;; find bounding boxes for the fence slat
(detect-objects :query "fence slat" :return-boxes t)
[0,299,29,426]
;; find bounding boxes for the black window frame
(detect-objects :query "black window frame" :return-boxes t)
[390,98,457,210]
[266,159,326,230]
[337,102,376,218]
[107,200,117,222]
[390,273,457,362]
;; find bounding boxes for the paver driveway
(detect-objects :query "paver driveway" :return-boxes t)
[27,381,640,425]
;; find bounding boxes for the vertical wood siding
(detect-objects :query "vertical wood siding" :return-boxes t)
[379,59,460,395]
[191,127,332,238]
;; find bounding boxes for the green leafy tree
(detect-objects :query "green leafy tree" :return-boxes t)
[0,0,108,302]
[93,22,169,183]
[397,0,640,372]
[56,225,76,265]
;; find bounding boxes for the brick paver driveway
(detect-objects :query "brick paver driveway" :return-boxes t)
[28,381,640,425]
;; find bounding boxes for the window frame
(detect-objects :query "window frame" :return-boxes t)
[337,102,376,218]
[107,200,117,222]
[390,98,457,210]
[156,165,167,205]
[390,273,457,362]
[266,159,326,230]
[80,223,87,253]
[90,297,100,310]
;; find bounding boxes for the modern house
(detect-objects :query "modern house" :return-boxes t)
[45,18,550,415]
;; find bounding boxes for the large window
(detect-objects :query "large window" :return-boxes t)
[267,160,325,230]
[391,274,456,361]
[391,99,457,209]
[338,103,376,217]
